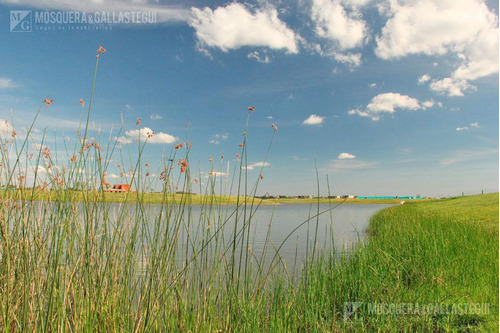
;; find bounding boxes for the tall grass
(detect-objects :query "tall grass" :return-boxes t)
[0,48,497,332]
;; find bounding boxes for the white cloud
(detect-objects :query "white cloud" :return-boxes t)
[429,78,477,97]
[440,148,498,166]
[338,152,356,159]
[124,127,177,144]
[303,114,325,125]
[209,133,229,145]
[207,171,227,177]
[0,0,190,22]
[328,159,377,171]
[367,93,420,113]
[247,51,270,63]
[36,165,49,174]
[418,74,431,84]
[190,3,298,54]
[456,122,481,132]
[243,161,270,170]
[311,0,368,50]
[150,114,162,120]
[0,119,14,135]
[0,77,15,89]
[348,92,424,121]
[115,136,132,145]
[369,83,377,88]
[331,52,362,68]
[421,100,435,109]
[375,0,498,90]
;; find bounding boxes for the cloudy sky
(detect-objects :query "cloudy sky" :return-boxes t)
[0,0,498,197]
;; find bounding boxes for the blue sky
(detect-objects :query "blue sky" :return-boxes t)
[0,0,498,197]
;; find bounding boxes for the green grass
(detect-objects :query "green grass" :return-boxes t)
[300,193,499,331]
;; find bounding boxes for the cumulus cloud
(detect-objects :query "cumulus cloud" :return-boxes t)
[429,78,477,97]
[117,127,177,144]
[243,161,270,170]
[348,92,429,121]
[421,100,435,108]
[247,51,270,63]
[470,122,480,128]
[209,133,229,145]
[190,3,298,54]
[303,114,325,125]
[331,52,362,68]
[150,114,162,120]
[375,0,498,94]
[338,152,356,159]
[311,0,368,50]
[456,126,468,131]
[418,74,431,84]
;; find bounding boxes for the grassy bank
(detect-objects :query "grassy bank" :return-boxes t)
[301,193,498,331]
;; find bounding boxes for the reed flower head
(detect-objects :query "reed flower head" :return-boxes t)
[178,159,188,173]
[248,106,256,112]
[136,118,141,126]
[239,143,244,147]
[96,46,106,57]
[80,98,85,106]
[43,147,51,158]
[43,98,54,108]
[174,143,183,150]
[271,123,278,131]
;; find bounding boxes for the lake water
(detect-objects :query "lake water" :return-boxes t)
[122,202,393,274]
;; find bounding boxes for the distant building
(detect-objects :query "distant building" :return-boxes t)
[106,184,134,193]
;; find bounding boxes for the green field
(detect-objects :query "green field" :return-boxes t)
[0,189,431,205]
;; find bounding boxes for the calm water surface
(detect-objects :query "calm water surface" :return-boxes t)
[130,202,393,272]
